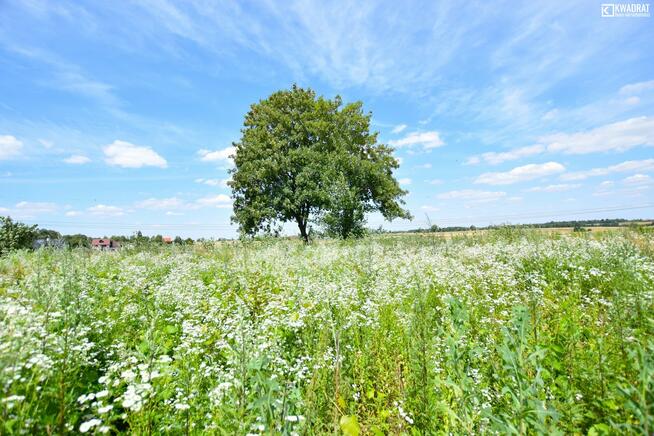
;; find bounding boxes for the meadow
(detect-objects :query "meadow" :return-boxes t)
[1,229,653,435]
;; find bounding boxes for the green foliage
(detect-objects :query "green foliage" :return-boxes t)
[319,174,367,239]
[64,234,90,248]
[230,84,411,242]
[0,216,38,255]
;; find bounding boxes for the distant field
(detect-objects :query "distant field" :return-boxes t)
[1,229,653,434]
[392,225,652,238]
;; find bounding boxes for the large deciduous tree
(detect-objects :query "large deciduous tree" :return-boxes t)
[229,85,411,242]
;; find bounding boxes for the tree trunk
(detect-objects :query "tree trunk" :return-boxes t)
[296,217,309,243]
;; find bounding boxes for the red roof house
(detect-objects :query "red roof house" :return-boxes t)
[91,238,120,250]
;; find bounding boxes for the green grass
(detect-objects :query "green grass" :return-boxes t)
[1,229,653,434]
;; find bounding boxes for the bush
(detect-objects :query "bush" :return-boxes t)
[0,216,38,256]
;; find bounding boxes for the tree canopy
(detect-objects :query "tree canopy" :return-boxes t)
[229,85,411,241]
[0,216,38,255]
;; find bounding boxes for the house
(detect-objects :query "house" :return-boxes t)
[33,238,66,250]
[91,238,120,251]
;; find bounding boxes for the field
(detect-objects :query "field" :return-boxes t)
[1,229,653,434]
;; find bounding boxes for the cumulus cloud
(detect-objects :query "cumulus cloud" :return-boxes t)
[543,116,654,155]
[65,210,81,217]
[466,144,545,165]
[88,204,124,216]
[103,140,167,168]
[398,178,411,186]
[135,197,183,209]
[195,178,229,187]
[524,183,581,192]
[437,189,506,202]
[420,205,441,212]
[561,159,654,181]
[195,194,232,208]
[0,135,23,160]
[64,154,91,164]
[389,131,444,150]
[475,162,565,185]
[391,124,407,134]
[198,146,235,163]
[15,201,57,213]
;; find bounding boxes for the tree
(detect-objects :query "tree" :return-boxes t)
[229,85,411,242]
[36,228,61,240]
[64,234,90,248]
[0,216,38,255]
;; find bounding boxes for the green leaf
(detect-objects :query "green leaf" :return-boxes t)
[339,415,360,436]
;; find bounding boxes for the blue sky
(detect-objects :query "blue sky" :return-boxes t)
[1,1,653,238]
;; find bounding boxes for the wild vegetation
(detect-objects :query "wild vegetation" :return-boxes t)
[1,228,653,434]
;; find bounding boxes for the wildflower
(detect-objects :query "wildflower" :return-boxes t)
[98,405,113,413]
[79,419,102,433]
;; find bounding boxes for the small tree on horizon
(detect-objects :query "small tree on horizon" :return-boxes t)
[229,85,411,242]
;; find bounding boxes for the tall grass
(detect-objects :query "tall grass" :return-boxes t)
[1,230,653,434]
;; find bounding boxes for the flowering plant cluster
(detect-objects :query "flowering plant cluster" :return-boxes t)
[1,229,653,434]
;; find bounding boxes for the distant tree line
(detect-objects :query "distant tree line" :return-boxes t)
[0,216,195,255]
[398,218,653,234]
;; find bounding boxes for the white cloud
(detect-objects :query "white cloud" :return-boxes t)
[475,162,565,185]
[15,201,57,213]
[466,144,545,165]
[594,174,652,197]
[624,96,640,105]
[398,178,411,186]
[420,205,440,212]
[103,140,167,168]
[391,124,407,134]
[195,178,229,187]
[437,189,507,202]
[623,174,651,185]
[389,131,444,150]
[64,154,91,164]
[525,183,580,192]
[561,159,654,181]
[542,109,559,121]
[65,210,81,217]
[543,116,654,155]
[428,179,443,185]
[39,139,54,149]
[195,194,232,208]
[198,146,235,163]
[135,197,183,209]
[619,80,654,95]
[88,204,124,216]
[0,135,23,160]
[165,211,184,216]
[415,163,432,169]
